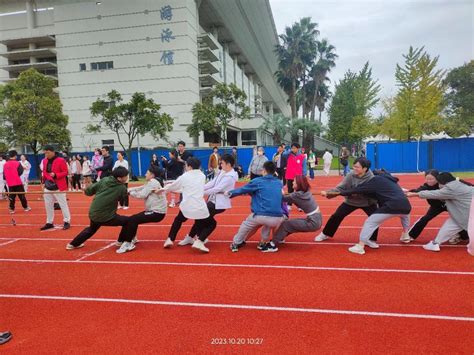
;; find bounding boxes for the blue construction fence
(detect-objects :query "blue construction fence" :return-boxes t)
[366,137,474,173]
[23,146,280,180]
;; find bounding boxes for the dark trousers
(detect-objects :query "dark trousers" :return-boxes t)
[8,185,28,211]
[409,205,470,240]
[119,183,129,207]
[119,211,165,243]
[323,202,378,241]
[188,202,225,241]
[168,210,208,242]
[286,179,294,205]
[70,214,129,246]
[72,174,81,190]
[276,167,286,184]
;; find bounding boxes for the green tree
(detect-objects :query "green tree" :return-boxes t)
[187,83,250,146]
[1,68,70,176]
[294,118,322,148]
[443,60,474,137]
[327,62,380,146]
[393,46,446,140]
[88,90,173,175]
[260,113,291,145]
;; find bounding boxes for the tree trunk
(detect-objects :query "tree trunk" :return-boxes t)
[290,80,297,118]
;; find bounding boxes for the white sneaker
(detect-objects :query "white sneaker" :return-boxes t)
[168,202,176,208]
[122,206,129,210]
[66,243,84,250]
[448,235,461,245]
[115,241,122,247]
[203,238,209,245]
[314,233,329,242]
[178,235,194,246]
[132,237,139,244]
[423,241,440,252]
[163,238,174,248]
[192,239,209,253]
[365,240,380,249]
[24,207,32,212]
[400,232,413,243]
[116,241,136,254]
[117,206,123,209]
[348,244,365,255]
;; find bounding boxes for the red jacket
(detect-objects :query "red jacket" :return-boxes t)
[3,160,23,187]
[285,153,305,180]
[42,156,69,191]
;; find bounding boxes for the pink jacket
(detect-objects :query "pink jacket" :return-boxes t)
[3,160,23,187]
[285,153,305,180]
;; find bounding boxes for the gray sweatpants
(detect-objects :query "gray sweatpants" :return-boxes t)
[434,217,463,245]
[233,214,283,244]
[273,213,323,245]
[359,213,410,243]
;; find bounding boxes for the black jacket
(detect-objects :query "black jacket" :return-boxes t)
[96,155,113,177]
[340,172,412,214]
[409,183,446,210]
[162,158,182,180]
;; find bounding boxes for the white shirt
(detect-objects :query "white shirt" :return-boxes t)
[323,151,333,164]
[0,160,5,175]
[163,169,209,219]
[20,160,31,176]
[82,160,92,176]
[204,169,238,210]
[113,159,129,171]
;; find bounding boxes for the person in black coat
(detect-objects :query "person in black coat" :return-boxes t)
[96,146,113,178]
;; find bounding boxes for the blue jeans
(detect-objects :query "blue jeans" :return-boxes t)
[343,164,350,176]
[309,167,314,179]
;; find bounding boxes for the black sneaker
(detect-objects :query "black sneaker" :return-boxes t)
[40,223,55,231]
[230,241,246,253]
[261,242,279,253]
[257,241,266,250]
[0,331,12,345]
[63,222,71,230]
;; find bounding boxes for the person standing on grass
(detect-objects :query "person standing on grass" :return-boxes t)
[0,154,6,200]
[96,146,113,178]
[161,149,182,207]
[159,157,210,252]
[285,143,306,207]
[322,149,333,176]
[4,150,31,214]
[315,157,379,243]
[67,166,129,250]
[116,165,167,254]
[226,161,284,252]
[248,146,268,180]
[178,154,238,252]
[307,149,316,180]
[82,155,92,189]
[340,146,350,176]
[262,175,322,252]
[401,169,470,244]
[19,155,31,192]
[113,151,129,210]
[407,172,473,253]
[207,146,220,180]
[40,145,71,231]
[328,169,411,255]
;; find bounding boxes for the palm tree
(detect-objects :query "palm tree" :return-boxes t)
[295,118,322,148]
[260,113,291,144]
[315,83,332,123]
[275,18,319,118]
[310,39,338,121]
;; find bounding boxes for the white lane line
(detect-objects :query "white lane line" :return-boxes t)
[0,294,472,322]
[75,243,115,261]
[0,258,472,275]
[0,239,17,247]
[0,237,466,248]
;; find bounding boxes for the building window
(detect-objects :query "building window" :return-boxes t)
[79,63,86,71]
[204,131,220,144]
[241,130,257,146]
[101,139,114,150]
[91,61,113,71]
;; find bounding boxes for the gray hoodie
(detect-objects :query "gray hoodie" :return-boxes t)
[129,178,167,214]
[283,190,319,213]
[330,170,377,207]
[419,180,473,230]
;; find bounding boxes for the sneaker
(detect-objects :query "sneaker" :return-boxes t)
[9,209,14,214]
[132,237,139,244]
[178,235,194,246]
[230,241,246,253]
[163,238,174,248]
[348,244,365,255]
[257,241,266,250]
[261,242,279,253]
[115,241,122,247]
[423,240,440,252]
[315,233,329,242]
[66,243,84,250]
[365,240,380,249]
[24,207,32,212]
[116,241,136,254]
[122,206,129,210]
[203,238,209,245]
[192,239,209,253]
[0,331,12,345]
[117,206,123,209]
[40,223,55,231]
[400,232,413,243]
[448,235,461,245]
[168,202,176,208]
[62,222,71,230]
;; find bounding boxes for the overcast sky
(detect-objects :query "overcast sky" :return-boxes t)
[269,0,473,122]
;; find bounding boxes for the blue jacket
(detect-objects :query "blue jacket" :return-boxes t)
[230,174,283,217]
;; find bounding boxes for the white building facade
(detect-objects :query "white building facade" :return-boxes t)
[0,0,290,152]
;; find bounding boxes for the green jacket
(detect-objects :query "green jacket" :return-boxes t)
[85,176,127,223]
